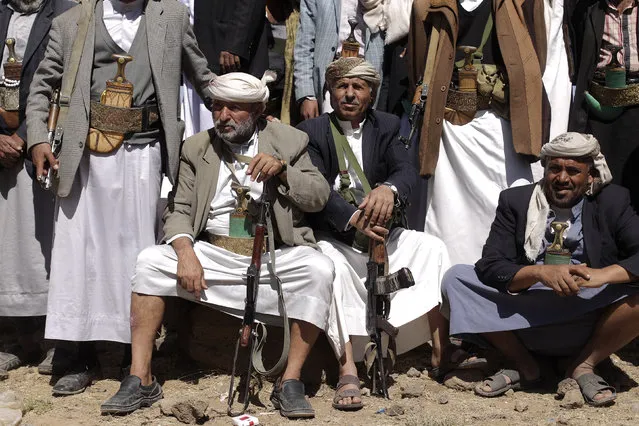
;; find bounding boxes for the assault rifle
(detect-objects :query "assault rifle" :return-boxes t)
[227,200,266,416]
[40,88,61,191]
[227,198,290,416]
[365,237,415,398]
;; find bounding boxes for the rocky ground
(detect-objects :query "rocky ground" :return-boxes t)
[2,307,639,426]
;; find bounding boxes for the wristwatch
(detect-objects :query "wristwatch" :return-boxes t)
[381,181,398,197]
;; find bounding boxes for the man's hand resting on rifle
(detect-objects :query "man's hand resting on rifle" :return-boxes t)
[172,237,207,299]
[349,209,389,242]
[359,185,395,226]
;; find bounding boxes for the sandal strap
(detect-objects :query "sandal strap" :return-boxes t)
[336,374,361,389]
[482,369,520,391]
[576,373,616,400]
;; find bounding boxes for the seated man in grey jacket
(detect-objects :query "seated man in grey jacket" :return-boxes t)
[101,73,334,419]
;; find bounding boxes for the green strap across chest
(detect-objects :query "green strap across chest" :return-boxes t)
[329,114,372,197]
[455,13,494,68]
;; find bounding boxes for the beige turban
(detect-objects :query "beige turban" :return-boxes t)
[208,72,274,104]
[524,132,612,261]
[325,57,381,91]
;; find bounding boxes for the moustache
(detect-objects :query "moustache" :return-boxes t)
[215,119,237,130]
[339,97,360,106]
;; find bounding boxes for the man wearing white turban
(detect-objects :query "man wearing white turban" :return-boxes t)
[101,72,335,419]
[441,132,639,406]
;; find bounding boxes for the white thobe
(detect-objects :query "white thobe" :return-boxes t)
[45,1,162,343]
[0,3,54,317]
[542,0,572,139]
[318,120,451,360]
[132,139,334,332]
[424,0,543,266]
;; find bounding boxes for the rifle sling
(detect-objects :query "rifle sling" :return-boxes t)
[57,0,95,136]
[329,113,372,196]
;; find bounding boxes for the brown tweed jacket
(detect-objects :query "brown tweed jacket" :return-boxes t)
[26,0,214,197]
[163,120,330,248]
[407,0,549,177]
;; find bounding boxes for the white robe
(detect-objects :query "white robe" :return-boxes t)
[542,0,572,139]
[0,162,54,316]
[45,143,162,342]
[424,0,544,266]
[319,228,450,361]
[132,243,334,331]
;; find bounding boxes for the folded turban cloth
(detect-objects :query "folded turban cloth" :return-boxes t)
[524,133,613,261]
[208,72,274,104]
[325,57,381,90]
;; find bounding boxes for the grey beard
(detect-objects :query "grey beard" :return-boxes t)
[8,0,46,14]
[214,116,257,145]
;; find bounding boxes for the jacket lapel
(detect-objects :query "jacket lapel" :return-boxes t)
[145,0,166,80]
[22,0,54,69]
[332,0,340,33]
[194,131,221,234]
[0,4,12,51]
[361,116,377,179]
[77,4,96,118]
[582,196,601,268]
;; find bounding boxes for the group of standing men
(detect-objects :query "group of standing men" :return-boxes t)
[1,0,639,420]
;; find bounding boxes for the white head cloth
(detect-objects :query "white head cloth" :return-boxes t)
[208,71,275,104]
[523,132,613,261]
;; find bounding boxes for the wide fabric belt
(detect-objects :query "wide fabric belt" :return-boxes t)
[198,231,265,257]
[589,82,639,108]
[89,101,160,134]
[445,88,491,113]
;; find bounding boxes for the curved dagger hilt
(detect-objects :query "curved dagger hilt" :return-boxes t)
[111,54,133,83]
[5,38,18,63]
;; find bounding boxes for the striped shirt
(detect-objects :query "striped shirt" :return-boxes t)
[598,0,639,72]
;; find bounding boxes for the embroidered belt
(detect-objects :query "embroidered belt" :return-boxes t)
[198,231,265,257]
[89,101,160,134]
[445,88,491,113]
[589,82,639,108]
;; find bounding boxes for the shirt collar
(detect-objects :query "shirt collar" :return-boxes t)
[337,117,366,136]
[606,0,638,13]
[549,198,585,222]
[224,129,258,155]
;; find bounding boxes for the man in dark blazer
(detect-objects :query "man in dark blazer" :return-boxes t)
[442,132,639,407]
[0,0,76,375]
[297,57,467,411]
[193,0,268,76]
[568,0,639,211]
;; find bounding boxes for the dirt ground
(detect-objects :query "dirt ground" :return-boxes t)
[2,309,639,426]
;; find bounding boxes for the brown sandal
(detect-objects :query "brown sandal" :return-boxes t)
[332,375,364,411]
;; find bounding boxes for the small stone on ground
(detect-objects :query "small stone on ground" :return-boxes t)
[385,404,404,416]
[400,383,424,398]
[406,367,421,378]
[514,400,528,412]
[559,389,585,409]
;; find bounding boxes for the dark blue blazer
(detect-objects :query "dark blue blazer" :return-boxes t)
[0,0,77,139]
[475,183,639,292]
[297,110,417,243]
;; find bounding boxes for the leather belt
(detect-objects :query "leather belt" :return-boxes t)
[89,101,160,134]
[445,89,491,113]
[589,82,639,108]
[197,231,265,257]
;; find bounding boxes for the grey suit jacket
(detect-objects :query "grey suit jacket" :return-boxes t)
[293,0,384,103]
[163,120,330,248]
[26,0,215,197]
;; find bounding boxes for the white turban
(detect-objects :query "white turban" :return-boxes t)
[524,133,613,261]
[208,72,275,104]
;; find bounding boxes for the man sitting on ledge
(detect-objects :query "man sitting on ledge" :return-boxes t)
[101,73,334,419]
[442,132,639,407]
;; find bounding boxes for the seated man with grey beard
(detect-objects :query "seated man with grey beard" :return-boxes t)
[101,72,334,419]
[442,133,639,407]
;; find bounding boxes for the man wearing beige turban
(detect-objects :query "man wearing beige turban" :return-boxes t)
[298,58,485,410]
[101,72,335,419]
[442,132,639,406]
